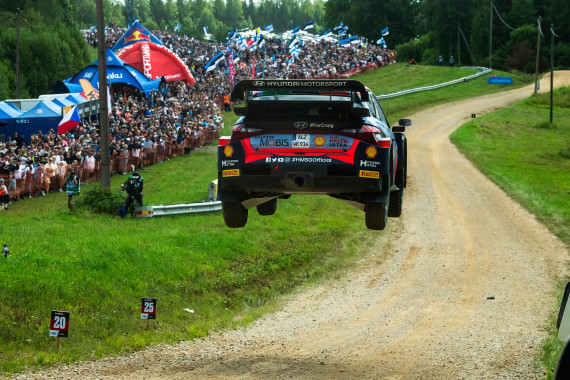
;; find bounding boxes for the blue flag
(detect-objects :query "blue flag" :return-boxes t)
[205,51,224,72]
[381,27,389,36]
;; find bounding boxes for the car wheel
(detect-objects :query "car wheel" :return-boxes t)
[388,191,403,217]
[257,198,277,216]
[222,201,248,228]
[365,201,388,230]
[402,139,408,188]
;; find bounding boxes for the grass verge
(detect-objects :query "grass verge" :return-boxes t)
[450,87,570,379]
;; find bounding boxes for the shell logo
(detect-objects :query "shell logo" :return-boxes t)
[224,145,234,157]
[313,136,326,146]
[365,146,377,158]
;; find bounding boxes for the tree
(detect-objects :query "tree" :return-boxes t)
[423,0,474,62]
[225,0,246,29]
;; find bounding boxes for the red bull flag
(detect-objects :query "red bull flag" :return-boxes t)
[57,106,80,135]
[112,20,164,52]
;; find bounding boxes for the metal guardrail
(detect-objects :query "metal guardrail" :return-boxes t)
[135,201,222,218]
[133,180,221,218]
[376,66,492,100]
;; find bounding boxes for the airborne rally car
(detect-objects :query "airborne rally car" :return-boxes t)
[217,79,410,230]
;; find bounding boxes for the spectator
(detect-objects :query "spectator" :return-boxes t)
[44,157,57,194]
[0,178,8,210]
[65,168,80,210]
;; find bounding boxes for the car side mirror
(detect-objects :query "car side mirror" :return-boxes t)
[399,118,412,127]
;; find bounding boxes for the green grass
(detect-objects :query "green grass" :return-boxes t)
[450,87,570,379]
[0,64,537,375]
[368,64,533,124]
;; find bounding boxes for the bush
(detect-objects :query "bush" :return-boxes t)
[75,186,125,214]
[395,32,433,64]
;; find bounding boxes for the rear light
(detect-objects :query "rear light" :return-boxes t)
[231,124,262,141]
[378,138,391,148]
[219,136,231,146]
[354,124,387,145]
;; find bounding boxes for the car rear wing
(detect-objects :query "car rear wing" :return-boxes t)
[231,79,370,118]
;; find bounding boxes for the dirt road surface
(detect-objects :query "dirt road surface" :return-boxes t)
[11,73,570,380]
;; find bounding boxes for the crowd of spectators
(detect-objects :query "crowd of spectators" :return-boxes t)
[0,26,395,207]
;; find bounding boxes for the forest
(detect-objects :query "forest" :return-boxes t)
[0,0,568,99]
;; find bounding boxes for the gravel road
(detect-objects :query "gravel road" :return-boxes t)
[10,73,570,380]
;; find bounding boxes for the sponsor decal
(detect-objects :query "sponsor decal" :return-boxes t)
[223,169,240,177]
[125,30,150,43]
[291,157,332,163]
[108,72,124,80]
[294,121,308,129]
[142,43,152,77]
[365,146,378,158]
[223,145,234,157]
[309,122,334,129]
[221,159,239,167]
[360,160,380,168]
[328,135,349,148]
[359,170,380,179]
[83,72,94,79]
[36,109,44,114]
[265,157,291,163]
[15,119,30,124]
[313,136,326,146]
[259,137,290,147]
[252,81,348,87]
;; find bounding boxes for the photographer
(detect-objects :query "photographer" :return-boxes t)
[121,171,144,216]
[65,168,80,210]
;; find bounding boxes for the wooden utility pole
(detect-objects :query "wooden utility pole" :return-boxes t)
[534,16,541,94]
[96,0,111,188]
[550,24,554,123]
[16,15,20,99]
[489,1,493,69]
[457,23,461,66]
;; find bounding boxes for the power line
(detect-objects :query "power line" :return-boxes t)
[537,17,545,38]
[492,2,516,30]
[458,25,474,60]
[550,26,561,38]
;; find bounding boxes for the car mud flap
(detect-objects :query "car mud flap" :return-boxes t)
[216,188,245,204]
[242,196,279,210]
[330,175,390,211]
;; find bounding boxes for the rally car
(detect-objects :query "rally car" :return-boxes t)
[217,79,410,230]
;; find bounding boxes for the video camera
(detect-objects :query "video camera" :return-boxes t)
[122,172,143,196]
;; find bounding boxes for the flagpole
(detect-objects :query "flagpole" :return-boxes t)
[262,52,266,79]
[96,0,111,189]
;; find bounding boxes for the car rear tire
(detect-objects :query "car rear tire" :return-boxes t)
[222,201,248,228]
[365,201,388,230]
[388,191,403,217]
[257,199,277,216]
